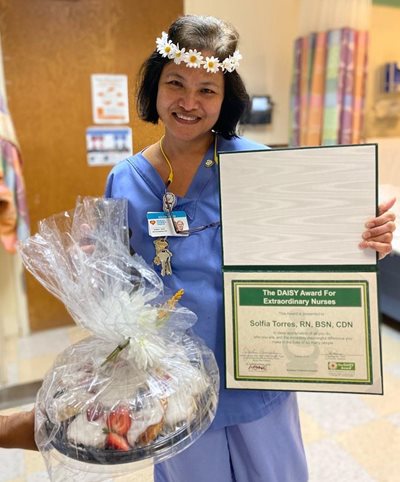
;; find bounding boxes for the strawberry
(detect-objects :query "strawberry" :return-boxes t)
[106,405,132,435]
[106,432,130,451]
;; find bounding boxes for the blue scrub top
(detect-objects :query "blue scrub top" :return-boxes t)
[105,135,289,430]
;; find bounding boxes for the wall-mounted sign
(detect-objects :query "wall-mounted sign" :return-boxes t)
[86,126,132,166]
[91,74,129,124]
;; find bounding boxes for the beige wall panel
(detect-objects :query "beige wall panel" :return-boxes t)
[365,5,400,138]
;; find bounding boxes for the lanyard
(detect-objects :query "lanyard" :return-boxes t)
[159,134,218,188]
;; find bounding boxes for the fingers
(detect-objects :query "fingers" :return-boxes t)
[378,197,396,216]
[78,223,96,254]
[362,221,396,240]
[365,210,396,230]
[363,198,396,245]
[359,198,397,259]
[80,244,96,255]
[80,223,92,237]
[359,240,392,259]
[361,233,393,246]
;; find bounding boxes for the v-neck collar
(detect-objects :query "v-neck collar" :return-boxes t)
[130,137,218,220]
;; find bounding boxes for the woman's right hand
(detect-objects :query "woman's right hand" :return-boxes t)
[0,408,38,451]
[78,223,96,255]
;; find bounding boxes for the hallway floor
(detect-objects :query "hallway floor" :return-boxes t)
[0,318,399,481]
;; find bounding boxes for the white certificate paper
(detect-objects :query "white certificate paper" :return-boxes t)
[219,145,382,394]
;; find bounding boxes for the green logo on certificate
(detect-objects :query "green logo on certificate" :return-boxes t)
[328,362,356,371]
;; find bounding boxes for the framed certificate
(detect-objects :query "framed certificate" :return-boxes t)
[219,144,382,394]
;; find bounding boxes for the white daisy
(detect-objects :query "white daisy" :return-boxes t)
[156,31,168,50]
[184,49,204,68]
[172,47,186,64]
[222,50,242,72]
[204,56,220,73]
[222,57,235,73]
[156,32,175,58]
[159,41,174,58]
[167,43,179,59]
[231,50,242,69]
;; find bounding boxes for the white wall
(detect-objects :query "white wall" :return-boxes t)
[184,0,300,145]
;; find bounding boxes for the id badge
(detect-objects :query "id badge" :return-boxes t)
[147,211,189,237]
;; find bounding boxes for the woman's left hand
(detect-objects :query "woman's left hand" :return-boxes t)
[359,197,397,260]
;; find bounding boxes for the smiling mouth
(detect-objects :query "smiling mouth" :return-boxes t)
[174,112,199,123]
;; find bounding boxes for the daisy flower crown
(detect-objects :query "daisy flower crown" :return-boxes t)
[156,31,242,73]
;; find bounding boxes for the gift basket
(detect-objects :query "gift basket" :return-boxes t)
[19,197,219,481]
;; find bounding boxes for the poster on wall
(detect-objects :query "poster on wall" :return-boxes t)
[91,74,129,124]
[86,126,132,166]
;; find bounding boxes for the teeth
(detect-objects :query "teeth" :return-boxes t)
[176,113,197,121]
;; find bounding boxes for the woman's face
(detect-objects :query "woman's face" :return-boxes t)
[156,53,225,144]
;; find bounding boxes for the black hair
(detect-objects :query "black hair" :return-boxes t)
[136,15,249,139]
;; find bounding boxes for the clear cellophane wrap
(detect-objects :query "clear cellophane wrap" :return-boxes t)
[19,197,219,481]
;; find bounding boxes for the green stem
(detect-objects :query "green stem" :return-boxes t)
[101,338,130,366]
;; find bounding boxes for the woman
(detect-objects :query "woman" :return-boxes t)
[1,14,396,482]
[107,15,308,481]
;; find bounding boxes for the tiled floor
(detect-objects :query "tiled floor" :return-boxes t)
[0,319,399,481]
